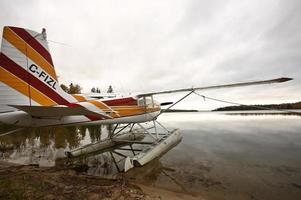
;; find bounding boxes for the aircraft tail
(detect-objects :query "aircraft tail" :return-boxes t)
[0,26,83,112]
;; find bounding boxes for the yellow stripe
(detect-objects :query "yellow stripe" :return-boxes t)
[112,106,160,117]
[113,106,144,116]
[3,27,57,80]
[89,100,108,109]
[72,94,86,102]
[0,66,57,106]
[89,100,119,117]
[88,103,160,118]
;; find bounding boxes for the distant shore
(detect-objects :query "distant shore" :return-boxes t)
[161,101,301,112]
[213,101,301,111]
[162,109,199,112]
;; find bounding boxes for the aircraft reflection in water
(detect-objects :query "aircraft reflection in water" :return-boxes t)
[0,124,171,177]
[0,125,103,166]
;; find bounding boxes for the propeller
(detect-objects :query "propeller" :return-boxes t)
[160,102,173,106]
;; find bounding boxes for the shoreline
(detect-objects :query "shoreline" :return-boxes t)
[0,161,204,200]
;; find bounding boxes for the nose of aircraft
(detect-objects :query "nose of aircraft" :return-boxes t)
[160,102,173,106]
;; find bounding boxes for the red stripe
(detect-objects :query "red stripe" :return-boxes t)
[86,115,102,121]
[9,26,54,66]
[103,97,137,106]
[0,53,67,105]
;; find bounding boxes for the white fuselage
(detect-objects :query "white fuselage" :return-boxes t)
[0,110,160,127]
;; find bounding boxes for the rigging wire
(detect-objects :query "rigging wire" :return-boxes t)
[48,39,71,47]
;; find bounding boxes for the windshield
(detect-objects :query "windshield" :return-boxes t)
[137,96,160,108]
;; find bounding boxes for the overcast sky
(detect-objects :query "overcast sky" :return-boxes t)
[0,0,300,109]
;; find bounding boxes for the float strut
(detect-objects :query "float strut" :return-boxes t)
[110,152,121,173]
[130,145,136,155]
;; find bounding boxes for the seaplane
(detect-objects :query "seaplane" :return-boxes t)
[0,26,292,172]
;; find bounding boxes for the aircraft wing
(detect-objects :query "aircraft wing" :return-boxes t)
[137,77,292,97]
[9,105,112,119]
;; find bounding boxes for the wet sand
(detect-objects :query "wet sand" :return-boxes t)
[138,184,204,200]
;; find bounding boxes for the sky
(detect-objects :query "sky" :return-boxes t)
[0,0,300,110]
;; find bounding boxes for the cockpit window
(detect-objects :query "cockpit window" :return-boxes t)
[138,97,152,106]
[137,96,160,108]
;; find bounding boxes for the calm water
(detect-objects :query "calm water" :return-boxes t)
[0,112,301,200]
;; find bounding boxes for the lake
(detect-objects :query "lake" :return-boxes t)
[1,111,301,200]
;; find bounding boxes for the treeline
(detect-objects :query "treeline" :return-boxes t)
[60,83,114,94]
[214,101,301,111]
[163,109,199,112]
[91,85,113,93]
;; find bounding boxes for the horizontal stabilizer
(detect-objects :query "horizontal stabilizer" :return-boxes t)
[9,105,112,119]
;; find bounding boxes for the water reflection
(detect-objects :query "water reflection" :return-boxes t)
[0,125,108,166]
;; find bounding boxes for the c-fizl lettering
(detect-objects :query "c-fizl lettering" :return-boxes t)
[29,64,57,89]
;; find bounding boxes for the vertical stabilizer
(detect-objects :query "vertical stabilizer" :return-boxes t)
[0,26,79,112]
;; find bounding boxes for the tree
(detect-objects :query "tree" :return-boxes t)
[60,84,68,93]
[68,83,82,94]
[107,85,113,93]
[91,87,101,93]
[60,83,82,94]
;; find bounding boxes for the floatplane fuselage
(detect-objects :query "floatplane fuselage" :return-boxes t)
[0,96,161,127]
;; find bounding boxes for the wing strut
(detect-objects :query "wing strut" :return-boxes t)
[159,91,195,116]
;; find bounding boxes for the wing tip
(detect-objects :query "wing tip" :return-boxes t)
[277,77,293,82]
